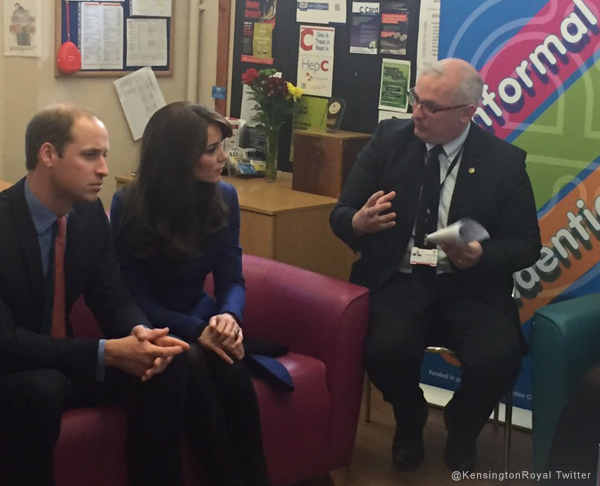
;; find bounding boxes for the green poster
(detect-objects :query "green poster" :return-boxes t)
[378,58,410,112]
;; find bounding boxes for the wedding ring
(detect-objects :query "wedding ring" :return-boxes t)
[234,327,240,338]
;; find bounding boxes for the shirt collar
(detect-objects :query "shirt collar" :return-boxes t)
[24,179,62,235]
[426,124,470,160]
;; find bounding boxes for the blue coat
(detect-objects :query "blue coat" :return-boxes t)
[110,182,245,341]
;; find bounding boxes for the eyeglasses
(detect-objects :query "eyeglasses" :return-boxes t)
[408,88,470,116]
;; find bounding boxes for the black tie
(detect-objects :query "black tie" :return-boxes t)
[412,145,444,302]
[414,145,444,248]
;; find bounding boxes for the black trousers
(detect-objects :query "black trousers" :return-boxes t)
[0,343,269,486]
[364,273,522,445]
[543,361,600,486]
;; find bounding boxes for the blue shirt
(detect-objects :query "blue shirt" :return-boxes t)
[24,180,106,381]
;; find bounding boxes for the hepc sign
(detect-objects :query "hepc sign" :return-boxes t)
[297,25,335,97]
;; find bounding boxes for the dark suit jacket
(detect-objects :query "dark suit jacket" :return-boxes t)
[331,120,541,325]
[110,181,245,342]
[0,179,149,381]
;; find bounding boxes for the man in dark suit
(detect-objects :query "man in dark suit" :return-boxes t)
[331,59,541,473]
[0,103,195,486]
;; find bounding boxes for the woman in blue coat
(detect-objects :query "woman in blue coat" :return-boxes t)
[111,102,270,486]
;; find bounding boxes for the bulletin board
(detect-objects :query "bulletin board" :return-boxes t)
[229,0,422,172]
[55,1,174,77]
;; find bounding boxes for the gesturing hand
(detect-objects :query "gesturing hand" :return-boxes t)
[351,190,397,237]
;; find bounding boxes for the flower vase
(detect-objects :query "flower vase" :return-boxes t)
[264,126,279,182]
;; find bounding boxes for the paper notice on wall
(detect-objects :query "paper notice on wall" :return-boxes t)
[297,25,335,98]
[379,58,410,112]
[379,1,409,56]
[378,111,411,123]
[80,2,124,70]
[350,2,379,54]
[126,18,167,66]
[130,0,172,17]
[3,0,42,57]
[113,67,166,140]
[416,0,440,78]
[241,0,276,64]
[297,1,346,25]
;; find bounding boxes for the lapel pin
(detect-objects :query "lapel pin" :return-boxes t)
[468,167,475,174]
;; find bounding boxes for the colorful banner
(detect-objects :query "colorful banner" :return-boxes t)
[422,0,600,410]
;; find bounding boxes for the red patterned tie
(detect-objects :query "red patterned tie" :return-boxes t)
[51,216,67,338]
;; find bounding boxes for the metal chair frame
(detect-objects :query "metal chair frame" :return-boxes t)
[364,345,513,484]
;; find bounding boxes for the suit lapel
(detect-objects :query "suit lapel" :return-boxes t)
[448,123,484,224]
[10,180,46,316]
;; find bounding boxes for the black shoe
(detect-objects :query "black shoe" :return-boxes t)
[443,437,477,473]
[392,432,425,471]
[391,402,429,471]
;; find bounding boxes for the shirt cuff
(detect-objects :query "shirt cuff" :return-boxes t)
[96,339,106,382]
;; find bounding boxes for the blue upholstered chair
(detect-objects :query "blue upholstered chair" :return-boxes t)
[532,292,600,471]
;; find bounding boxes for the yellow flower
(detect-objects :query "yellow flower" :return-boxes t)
[287,82,304,101]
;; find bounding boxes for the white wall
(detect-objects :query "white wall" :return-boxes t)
[0,1,222,207]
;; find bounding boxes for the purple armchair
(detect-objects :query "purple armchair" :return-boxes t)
[3,255,369,486]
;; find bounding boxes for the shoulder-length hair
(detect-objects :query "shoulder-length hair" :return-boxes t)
[120,102,233,259]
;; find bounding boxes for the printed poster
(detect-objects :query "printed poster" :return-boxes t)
[290,96,329,161]
[241,0,277,64]
[378,58,410,112]
[3,0,41,57]
[297,25,335,98]
[416,0,440,78]
[350,2,380,54]
[379,1,409,56]
[296,0,346,24]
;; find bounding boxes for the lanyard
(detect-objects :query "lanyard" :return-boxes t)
[440,145,465,189]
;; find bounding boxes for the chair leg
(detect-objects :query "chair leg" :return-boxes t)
[493,402,500,431]
[502,390,513,485]
[364,375,372,423]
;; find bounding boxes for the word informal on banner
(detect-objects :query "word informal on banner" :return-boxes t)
[473,0,599,141]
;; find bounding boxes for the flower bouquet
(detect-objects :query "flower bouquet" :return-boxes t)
[242,68,303,181]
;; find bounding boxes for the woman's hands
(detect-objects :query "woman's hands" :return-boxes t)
[198,313,244,364]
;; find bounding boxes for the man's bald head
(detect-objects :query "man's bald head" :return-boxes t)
[421,58,483,106]
[25,103,100,171]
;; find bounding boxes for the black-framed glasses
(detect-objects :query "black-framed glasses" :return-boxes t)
[408,88,470,115]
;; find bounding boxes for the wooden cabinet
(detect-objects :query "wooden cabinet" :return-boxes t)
[115,174,357,281]
[292,130,371,198]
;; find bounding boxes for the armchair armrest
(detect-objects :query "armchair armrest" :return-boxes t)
[240,255,369,468]
[532,292,600,470]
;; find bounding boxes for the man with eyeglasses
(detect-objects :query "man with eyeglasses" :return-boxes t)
[331,58,540,473]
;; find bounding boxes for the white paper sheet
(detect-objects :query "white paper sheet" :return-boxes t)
[131,0,172,17]
[378,111,411,122]
[3,0,41,58]
[297,26,335,98]
[80,2,124,70]
[240,85,260,126]
[296,1,346,25]
[126,18,167,66]
[416,0,440,79]
[426,218,490,246]
[113,67,166,140]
